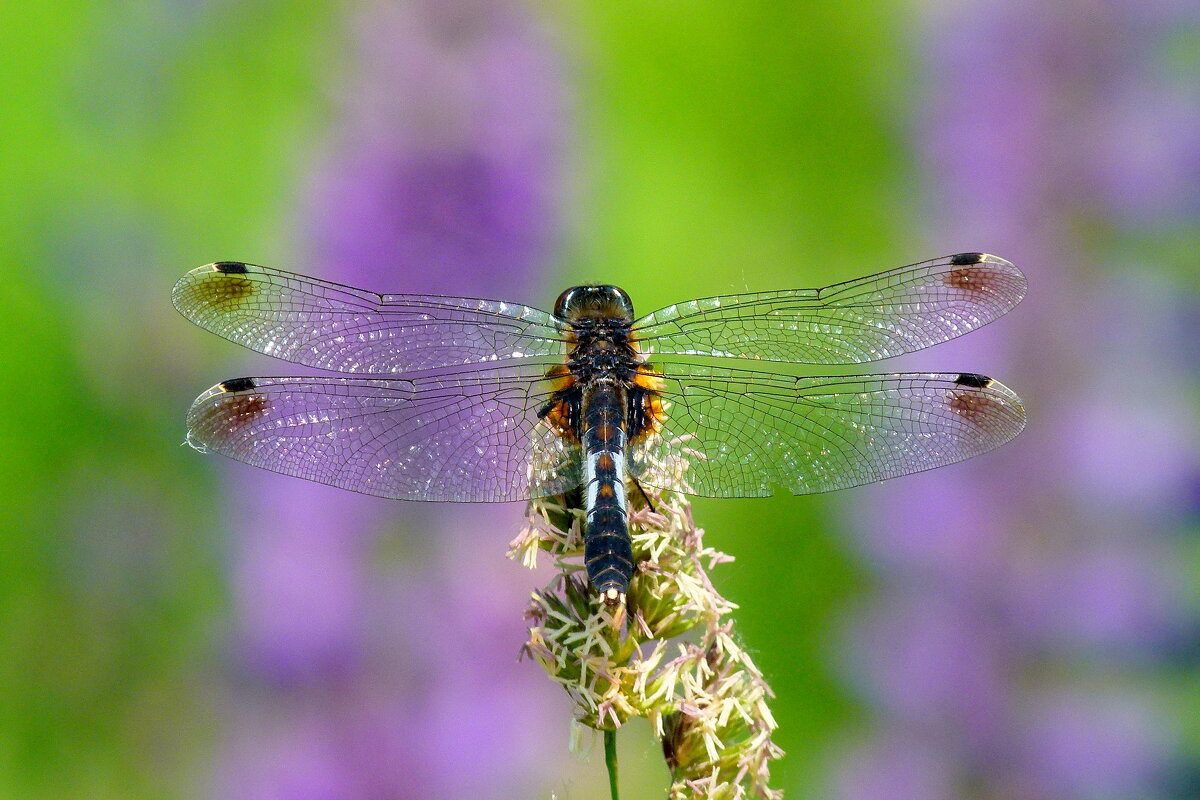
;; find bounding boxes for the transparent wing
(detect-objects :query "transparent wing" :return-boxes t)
[633,253,1026,364]
[172,262,569,374]
[185,365,581,502]
[631,365,1025,497]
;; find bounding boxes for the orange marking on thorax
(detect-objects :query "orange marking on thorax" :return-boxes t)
[540,363,578,440]
[629,364,667,442]
[543,404,574,439]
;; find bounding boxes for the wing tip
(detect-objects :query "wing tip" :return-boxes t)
[947,373,1027,439]
[185,377,272,455]
[942,252,1028,308]
[172,261,260,319]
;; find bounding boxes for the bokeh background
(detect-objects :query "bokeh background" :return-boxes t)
[3,1,1198,798]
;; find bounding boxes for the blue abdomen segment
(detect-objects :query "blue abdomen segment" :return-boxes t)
[582,384,633,605]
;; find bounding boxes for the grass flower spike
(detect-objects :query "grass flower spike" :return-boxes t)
[510,488,783,799]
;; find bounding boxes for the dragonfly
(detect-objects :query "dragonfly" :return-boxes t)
[174,253,1026,605]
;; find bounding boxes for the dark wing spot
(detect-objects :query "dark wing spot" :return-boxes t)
[212,261,249,274]
[943,261,1007,295]
[201,387,270,432]
[947,388,996,424]
[219,377,257,393]
[954,373,992,388]
[191,267,256,310]
[950,252,985,266]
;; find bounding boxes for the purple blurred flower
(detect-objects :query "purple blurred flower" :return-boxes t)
[213,1,569,797]
[216,709,362,800]
[832,732,958,800]
[841,592,1008,748]
[228,483,378,683]
[847,469,1009,585]
[1019,689,1170,798]
[303,0,564,296]
[1095,84,1200,226]
[1069,276,1199,516]
[834,1,1198,798]
[1005,541,1185,652]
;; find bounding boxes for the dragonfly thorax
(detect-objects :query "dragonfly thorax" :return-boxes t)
[567,328,641,383]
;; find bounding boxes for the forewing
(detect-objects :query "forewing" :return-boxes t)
[631,365,1025,497]
[172,262,569,374]
[633,253,1026,364]
[185,365,581,502]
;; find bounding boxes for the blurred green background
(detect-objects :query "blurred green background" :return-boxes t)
[2,1,1196,798]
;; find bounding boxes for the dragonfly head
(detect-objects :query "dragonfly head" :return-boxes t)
[554,285,635,324]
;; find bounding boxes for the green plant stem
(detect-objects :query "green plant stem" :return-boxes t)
[604,728,620,800]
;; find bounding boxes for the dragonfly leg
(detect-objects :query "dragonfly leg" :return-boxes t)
[631,477,657,514]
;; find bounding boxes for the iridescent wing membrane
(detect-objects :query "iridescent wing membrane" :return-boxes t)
[175,253,1026,501]
[631,368,1024,498]
[633,253,1026,363]
[184,368,581,502]
[174,263,575,500]
[173,262,568,374]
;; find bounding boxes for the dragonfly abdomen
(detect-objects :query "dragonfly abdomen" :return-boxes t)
[581,381,633,606]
